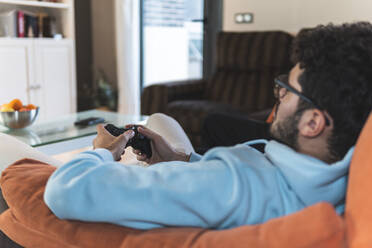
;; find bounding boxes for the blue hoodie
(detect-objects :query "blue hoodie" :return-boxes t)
[44,140,353,230]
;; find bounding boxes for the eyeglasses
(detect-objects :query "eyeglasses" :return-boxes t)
[274,74,330,125]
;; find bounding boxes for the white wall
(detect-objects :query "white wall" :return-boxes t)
[223,0,372,33]
[223,0,297,32]
[350,0,372,21]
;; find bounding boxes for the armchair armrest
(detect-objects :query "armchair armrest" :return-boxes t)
[141,79,207,115]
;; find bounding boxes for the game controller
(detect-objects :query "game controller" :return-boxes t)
[104,124,152,158]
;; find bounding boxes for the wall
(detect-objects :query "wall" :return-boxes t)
[91,0,117,87]
[223,0,297,32]
[223,0,372,33]
[293,0,352,30]
[350,0,372,22]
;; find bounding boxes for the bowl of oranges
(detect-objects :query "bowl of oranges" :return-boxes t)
[0,99,39,129]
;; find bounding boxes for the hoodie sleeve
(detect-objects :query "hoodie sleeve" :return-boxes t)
[44,147,261,230]
[189,152,202,162]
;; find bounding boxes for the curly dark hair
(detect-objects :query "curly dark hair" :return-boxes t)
[291,22,372,161]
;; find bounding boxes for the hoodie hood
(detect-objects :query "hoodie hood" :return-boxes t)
[264,140,354,213]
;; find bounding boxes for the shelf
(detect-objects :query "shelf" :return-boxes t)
[0,37,73,42]
[0,0,70,9]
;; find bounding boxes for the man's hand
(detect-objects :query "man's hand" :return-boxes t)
[130,126,190,165]
[93,124,135,161]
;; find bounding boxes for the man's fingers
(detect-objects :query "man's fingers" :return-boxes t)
[96,124,105,133]
[114,130,135,146]
[97,124,115,136]
[122,130,135,142]
[137,126,159,139]
[125,124,144,129]
[93,138,97,148]
[123,125,159,141]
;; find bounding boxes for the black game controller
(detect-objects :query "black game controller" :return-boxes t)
[104,124,152,158]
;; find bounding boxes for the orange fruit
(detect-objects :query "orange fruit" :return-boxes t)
[9,99,23,111]
[1,104,15,112]
[25,104,37,110]
[19,108,29,112]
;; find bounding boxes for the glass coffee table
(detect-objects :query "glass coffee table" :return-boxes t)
[0,110,148,155]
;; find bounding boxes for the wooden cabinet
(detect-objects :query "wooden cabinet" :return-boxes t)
[0,39,76,121]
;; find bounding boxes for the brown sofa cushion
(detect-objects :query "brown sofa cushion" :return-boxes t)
[205,70,278,110]
[215,32,293,71]
[345,113,372,247]
[0,159,345,248]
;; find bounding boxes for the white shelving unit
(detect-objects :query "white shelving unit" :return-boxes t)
[0,0,75,39]
[0,0,70,9]
[0,0,77,121]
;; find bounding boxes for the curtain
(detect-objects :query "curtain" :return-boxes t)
[115,0,140,115]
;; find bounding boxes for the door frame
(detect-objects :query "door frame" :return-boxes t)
[203,0,223,79]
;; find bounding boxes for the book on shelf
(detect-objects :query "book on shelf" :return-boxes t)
[17,11,25,37]
[0,10,58,38]
[25,11,38,38]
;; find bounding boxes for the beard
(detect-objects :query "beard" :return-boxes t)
[269,109,303,150]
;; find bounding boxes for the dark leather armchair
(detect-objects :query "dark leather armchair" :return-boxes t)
[141,31,294,148]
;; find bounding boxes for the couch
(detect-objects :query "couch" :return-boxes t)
[141,31,294,148]
[0,112,370,247]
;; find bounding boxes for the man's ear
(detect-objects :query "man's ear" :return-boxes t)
[298,109,328,138]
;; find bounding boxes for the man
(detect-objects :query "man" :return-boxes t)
[44,22,372,230]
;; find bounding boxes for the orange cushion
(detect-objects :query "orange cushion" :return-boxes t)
[345,113,372,247]
[0,159,345,248]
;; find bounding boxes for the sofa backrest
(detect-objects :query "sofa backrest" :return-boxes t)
[205,31,293,113]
